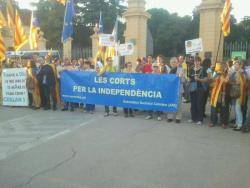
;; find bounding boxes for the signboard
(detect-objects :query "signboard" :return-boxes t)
[185,38,203,55]
[231,51,247,60]
[117,43,134,56]
[61,71,181,112]
[99,34,115,47]
[2,68,29,106]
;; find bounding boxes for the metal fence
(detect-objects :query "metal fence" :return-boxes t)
[224,41,250,59]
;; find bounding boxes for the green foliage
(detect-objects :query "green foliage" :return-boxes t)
[32,0,125,49]
[32,0,65,49]
[226,16,250,42]
[148,8,199,57]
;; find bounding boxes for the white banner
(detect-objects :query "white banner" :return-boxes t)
[117,43,134,56]
[2,68,29,106]
[185,38,203,55]
[99,34,116,47]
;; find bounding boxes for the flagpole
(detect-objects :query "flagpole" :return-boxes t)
[215,29,223,65]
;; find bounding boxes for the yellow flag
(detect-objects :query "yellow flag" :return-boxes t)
[14,10,28,51]
[221,0,231,37]
[0,11,7,28]
[57,0,66,5]
[0,32,6,61]
[6,0,15,29]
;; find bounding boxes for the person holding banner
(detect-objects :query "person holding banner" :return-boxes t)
[83,60,95,114]
[122,62,135,118]
[99,57,118,117]
[167,57,184,123]
[145,62,162,121]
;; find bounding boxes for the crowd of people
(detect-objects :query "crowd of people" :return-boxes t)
[0,53,250,133]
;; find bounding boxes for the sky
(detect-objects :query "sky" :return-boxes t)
[17,0,249,22]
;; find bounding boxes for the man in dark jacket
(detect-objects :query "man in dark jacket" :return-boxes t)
[37,55,57,110]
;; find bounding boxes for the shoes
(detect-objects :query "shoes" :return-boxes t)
[61,108,68,111]
[145,115,153,120]
[104,112,109,117]
[113,112,118,116]
[167,119,173,122]
[196,121,202,125]
[176,120,181,124]
[209,124,215,128]
[188,119,194,123]
[157,116,162,121]
[234,126,241,131]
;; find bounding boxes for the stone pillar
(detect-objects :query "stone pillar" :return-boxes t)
[199,0,224,64]
[63,38,72,60]
[123,0,151,65]
[91,33,99,60]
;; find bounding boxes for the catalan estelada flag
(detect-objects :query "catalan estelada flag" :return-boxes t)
[0,32,6,61]
[0,10,7,28]
[57,0,66,6]
[29,11,40,50]
[14,10,28,51]
[6,0,15,29]
[221,0,231,37]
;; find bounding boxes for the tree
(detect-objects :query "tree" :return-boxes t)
[148,8,199,57]
[33,0,125,49]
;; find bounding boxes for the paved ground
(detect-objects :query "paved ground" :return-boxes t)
[0,105,250,188]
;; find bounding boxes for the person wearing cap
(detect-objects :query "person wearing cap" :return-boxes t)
[145,62,162,121]
[229,60,248,131]
[99,57,118,117]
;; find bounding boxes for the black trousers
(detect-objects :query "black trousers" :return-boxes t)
[42,84,57,109]
[105,106,117,113]
[242,96,248,130]
[190,88,205,122]
[210,102,229,125]
[148,111,162,117]
[124,108,133,115]
[202,89,209,116]
[28,92,33,107]
[39,84,45,107]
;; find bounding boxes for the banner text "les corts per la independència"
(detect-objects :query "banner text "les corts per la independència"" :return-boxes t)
[61,71,181,112]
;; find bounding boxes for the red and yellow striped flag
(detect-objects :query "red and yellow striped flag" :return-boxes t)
[0,32,6,61]
[14,10,28,51]
[57,0,66,5]
[6,0,15,29]
[221,0,231,37]
[0,10,7,28]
